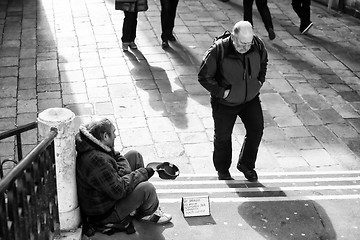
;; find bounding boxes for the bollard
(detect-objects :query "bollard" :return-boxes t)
[38,108,80,231]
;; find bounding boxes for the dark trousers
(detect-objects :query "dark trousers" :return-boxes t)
[122,11,138,43]
[211,96,264,172]
[292,0,311,24]
[160,0,179,41]
[243,0,273,31]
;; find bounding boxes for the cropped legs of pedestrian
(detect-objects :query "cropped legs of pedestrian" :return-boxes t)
[292,0,313,34]
[243,0,275,40]
[160,0,179,48]
[122,11,138,50]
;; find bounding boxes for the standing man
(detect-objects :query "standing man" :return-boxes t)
[76,118,172,234]
[160,0,179,48]
[198,21,268,181]
[243,0,275,40]
[292,0,313,34]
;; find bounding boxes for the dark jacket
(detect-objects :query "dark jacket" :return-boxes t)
[115,0,148,12]
[198,35,268,106]
[75,125,149,217]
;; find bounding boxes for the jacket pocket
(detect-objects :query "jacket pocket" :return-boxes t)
[246,78,262,102]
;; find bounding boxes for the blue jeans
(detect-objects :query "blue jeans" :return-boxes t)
[100,150,159,224]
[211,96,264,172]
[160,0,179,41]
[243,0,273,31]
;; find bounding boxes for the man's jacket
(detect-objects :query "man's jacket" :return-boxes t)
[198,35,268,106]
[75,125,150,217]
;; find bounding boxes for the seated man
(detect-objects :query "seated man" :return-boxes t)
[75,118,172,235]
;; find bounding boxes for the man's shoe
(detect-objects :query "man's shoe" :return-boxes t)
[237,165,258,182]
[141,207,172,224]
[122,42,129,51]
[300,21,313,34]
[161,41,169,48]
[217,171,234,180]
[268,28,275,40]
[129,42,137,49]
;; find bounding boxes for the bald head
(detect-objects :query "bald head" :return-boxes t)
[231,21,254,53]
[232,21,254,43]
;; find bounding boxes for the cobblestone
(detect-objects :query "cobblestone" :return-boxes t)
[0,0,360,186]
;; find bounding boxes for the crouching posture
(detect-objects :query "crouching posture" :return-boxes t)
[75,118,171,236]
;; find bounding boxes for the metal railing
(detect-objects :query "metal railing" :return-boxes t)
[0,123,60,240]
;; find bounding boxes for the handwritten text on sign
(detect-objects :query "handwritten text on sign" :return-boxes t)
[181,196,210,217]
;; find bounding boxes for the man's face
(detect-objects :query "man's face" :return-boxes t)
[104,124,116,148]
[232,34,253,54]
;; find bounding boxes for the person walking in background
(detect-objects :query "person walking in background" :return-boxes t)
[115,0,148,51]
[292,0,313,34]
[76,118,172,235]
[243,0,275,40]
[198,21,268,181]
[160,0,179,48]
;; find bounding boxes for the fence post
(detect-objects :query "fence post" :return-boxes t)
[37,108,80,231]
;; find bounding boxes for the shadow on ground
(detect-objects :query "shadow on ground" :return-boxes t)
[234,181,337,240]
[82,221,174,240]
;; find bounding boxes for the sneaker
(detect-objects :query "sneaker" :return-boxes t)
[300,21,313,34]
[237,164,258,182]
[122,42,129,51]
[129,42,137,49]
[268,28,275,40]
[141,207,172,224]
[217,171,234,180]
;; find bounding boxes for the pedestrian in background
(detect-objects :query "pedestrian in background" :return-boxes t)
[292,0,313,34]
[115,0,148,51]
[198,21,268,182]
[160,0,179,48]
[243,0,275,40]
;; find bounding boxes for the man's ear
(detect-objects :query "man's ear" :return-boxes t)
[101,132,109,142]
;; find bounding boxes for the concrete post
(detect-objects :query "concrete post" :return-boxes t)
[38,108,80,231]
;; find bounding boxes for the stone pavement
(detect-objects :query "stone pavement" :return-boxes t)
[1,0,360,239]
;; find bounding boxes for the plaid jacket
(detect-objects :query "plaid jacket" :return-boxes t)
[75,125,149,216]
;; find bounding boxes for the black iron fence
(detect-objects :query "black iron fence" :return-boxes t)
[0,123,60,240]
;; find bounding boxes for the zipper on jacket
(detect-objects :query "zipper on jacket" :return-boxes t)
[244,57,248,102]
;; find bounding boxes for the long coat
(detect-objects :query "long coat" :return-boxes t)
[115,0,148,12]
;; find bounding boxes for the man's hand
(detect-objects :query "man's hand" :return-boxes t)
[145,167,155,179]
[223,89,230,98]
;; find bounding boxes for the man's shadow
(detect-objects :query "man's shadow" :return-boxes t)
[125,49,190,129]
[225,180,337,239]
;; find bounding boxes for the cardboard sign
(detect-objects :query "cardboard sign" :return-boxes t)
[181,196,210,217]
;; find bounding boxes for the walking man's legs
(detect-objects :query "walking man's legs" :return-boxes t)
[212,100,237,180]
[255,0,273,30]
[243,0,255,26]
[292,0,313,34]
[237,96,264,181]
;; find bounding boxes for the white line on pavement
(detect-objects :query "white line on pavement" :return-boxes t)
[159,195,360,203]
[155,185,360,194]
[151,177,360,185]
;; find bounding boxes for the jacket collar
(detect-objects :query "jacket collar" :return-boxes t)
[79,125,112,152]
